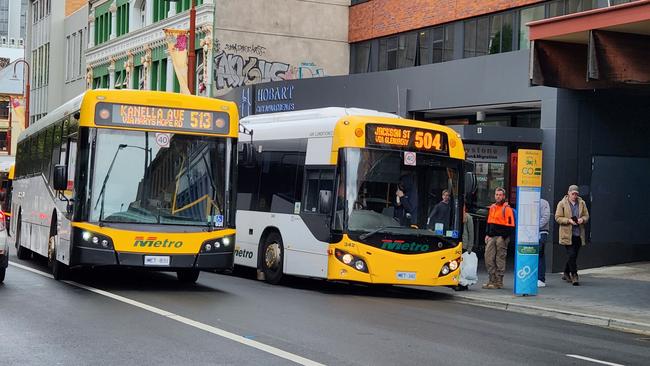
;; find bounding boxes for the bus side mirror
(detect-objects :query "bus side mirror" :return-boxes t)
[319,190,332,214]
[238,143,255,167]
[53,165,68,191]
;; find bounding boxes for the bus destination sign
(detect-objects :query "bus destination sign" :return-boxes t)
[366,124,448,154]
[94,102,230,134]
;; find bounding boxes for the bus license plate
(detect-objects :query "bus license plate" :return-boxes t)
[144,255,170,266]
[396,271,416,280]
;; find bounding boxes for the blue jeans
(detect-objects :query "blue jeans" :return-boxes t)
[538,233,548,282]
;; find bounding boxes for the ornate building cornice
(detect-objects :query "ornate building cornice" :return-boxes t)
[86,4,214,66]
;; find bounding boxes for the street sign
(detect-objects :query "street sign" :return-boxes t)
[514,149,542,296]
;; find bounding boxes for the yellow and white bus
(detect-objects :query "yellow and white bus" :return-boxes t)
[235,108,473,286]
[10,90,238,282]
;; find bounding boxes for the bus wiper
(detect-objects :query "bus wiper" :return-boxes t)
[359,226,403,240]
[94,144,127,224]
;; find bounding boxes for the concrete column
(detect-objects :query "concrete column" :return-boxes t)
[108,60,116,89]
[129,0,138,31]
[110,2,117,40]
[168,2,177,17]
[88,11,95,47]
[146,0,154,26]
[166,53,174,92]
[204,41,214,97]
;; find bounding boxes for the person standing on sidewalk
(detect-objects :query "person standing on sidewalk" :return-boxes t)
[555,185,590,286]
[483,187,515,289]
[538,197,550,288]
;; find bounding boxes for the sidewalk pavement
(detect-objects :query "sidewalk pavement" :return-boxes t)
[427,261,650,336]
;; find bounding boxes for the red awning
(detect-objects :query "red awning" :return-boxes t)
[528,0,650,89]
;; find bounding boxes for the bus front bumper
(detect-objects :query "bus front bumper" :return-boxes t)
[71,247,234,270]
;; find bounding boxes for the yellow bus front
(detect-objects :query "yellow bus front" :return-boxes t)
[326,116,466,286]
[69,90,238,271]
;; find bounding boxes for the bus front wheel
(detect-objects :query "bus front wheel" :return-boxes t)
[261,232,284,285]
[49,236,68,281]
[177,269,200,283]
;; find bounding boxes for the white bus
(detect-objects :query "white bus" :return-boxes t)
[235,108,472,286]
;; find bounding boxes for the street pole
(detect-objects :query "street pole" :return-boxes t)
[13,60,30,128]
[188,0,196,95]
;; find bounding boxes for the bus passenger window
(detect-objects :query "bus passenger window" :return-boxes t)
[304,169,334,213]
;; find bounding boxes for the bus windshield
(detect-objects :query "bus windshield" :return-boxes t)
[336,148,462,240]
[90,129,229,226]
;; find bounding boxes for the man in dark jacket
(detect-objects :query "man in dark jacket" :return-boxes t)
[394,174,418,227]
[483,187,515,289]
[427,189,451,234]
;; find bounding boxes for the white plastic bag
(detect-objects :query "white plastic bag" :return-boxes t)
[459,252,478,286]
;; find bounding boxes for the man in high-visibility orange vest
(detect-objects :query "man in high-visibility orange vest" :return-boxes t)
[483,187,515,289]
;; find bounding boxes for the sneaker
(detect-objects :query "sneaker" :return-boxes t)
[537,280,546,288]
[562,273,572,283]
[482,283,497,289]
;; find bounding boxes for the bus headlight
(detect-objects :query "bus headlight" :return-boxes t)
[440,265,450,276]
[438,258,461,277]
[449,259,459,271]
[75,228,114,250]
[201,236,235,253]
[354,260,366,272]
[334,249,369,273]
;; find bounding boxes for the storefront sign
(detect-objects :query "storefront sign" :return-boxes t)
[464,144,508,163]
[255,85,295,114]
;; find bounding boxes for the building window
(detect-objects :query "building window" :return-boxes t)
[464,17,489,58]
[378,32,417,71]
[519,5,545,49]
[351,41,371,74]
[0,101,9,119]
[488,12,514,54]
[153,0,170,23]
[117,3,129,36]
[78,28,84,76]
[432,24,454,63]
[65,36,70,81]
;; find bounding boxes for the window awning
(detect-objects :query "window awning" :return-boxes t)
[528,0,650,89]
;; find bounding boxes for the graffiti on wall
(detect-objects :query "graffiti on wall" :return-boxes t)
[213,39,325,93]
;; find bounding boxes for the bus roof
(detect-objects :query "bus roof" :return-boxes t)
[18,93,84,143]
[19,89,239,142]
[239,107,400,140]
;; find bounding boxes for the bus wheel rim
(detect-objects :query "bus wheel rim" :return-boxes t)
[265,243,280,270]
[48,236,55,262]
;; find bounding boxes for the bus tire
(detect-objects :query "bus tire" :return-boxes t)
[15,215,31,260]
[49,236,68,281]
[177,269,200,283]
[261,232,284,285]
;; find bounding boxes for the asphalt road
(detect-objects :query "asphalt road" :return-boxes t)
[1,249,648,366]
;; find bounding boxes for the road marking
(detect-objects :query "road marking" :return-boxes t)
[9,261,325,366]
[566,354,625,366]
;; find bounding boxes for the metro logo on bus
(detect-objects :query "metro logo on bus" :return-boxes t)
[133,236,183,248]
[366,124,448,154]
[380,239,430,252]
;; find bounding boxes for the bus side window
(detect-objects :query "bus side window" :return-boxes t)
[303,168,334,214]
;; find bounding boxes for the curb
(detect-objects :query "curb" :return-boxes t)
[448,293,650,336]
